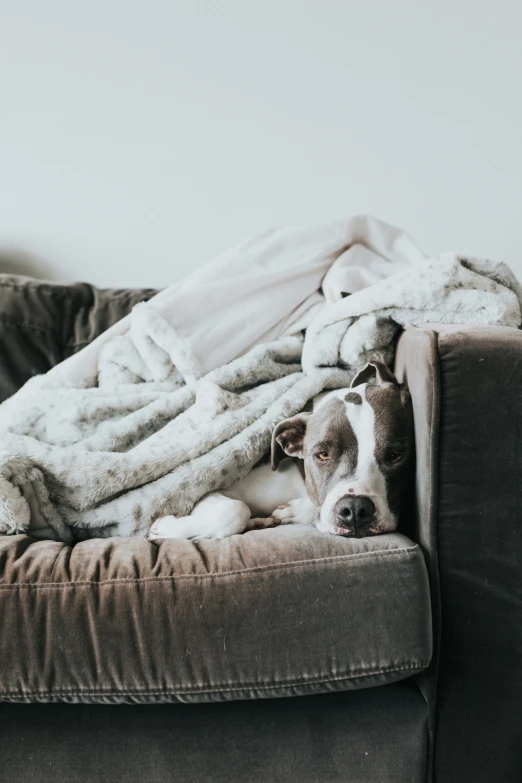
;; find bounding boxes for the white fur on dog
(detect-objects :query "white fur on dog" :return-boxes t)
[317,386,395,534]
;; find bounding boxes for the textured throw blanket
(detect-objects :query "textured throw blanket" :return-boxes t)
[0,216,520,542]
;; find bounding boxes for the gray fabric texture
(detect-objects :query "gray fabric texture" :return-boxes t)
[0,526,431,703]
[0,682,428,783]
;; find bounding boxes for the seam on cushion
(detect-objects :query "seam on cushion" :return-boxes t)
[0,662,430,698]
[0,544,421,588]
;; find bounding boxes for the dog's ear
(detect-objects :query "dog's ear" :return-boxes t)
[271,414,310,471]
[350,360,399,388]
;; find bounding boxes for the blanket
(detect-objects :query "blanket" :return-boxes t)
[0,216,520,542]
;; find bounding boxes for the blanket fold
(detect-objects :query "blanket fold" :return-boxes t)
[0,216,520,541]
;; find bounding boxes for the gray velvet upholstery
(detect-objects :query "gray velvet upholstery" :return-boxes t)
[0,683,428,783]
[0,530,431,703]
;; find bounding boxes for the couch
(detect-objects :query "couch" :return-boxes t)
[0,276,520,783]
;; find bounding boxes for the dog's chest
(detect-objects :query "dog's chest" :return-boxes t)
[223,458,306,517]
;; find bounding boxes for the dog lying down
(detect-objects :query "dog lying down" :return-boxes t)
[149,361,413,541]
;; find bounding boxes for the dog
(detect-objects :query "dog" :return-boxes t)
[148,361,413,541]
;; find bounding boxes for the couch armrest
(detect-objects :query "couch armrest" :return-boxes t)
[395,324,522,783]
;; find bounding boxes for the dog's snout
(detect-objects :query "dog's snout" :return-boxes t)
[334,495,376,532]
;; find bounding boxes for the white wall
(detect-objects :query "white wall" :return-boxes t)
[1,0,521,288]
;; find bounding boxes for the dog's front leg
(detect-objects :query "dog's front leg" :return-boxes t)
[270,497,319,526]
[149,492,251,540]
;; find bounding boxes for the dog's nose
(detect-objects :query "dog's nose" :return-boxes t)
[334,496,376,533]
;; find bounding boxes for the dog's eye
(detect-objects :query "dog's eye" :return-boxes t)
[388,451,404,464]
[314,451,330,462]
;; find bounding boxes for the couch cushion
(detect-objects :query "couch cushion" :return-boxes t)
[0,526,431,704]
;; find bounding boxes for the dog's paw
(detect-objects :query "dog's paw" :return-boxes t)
[271,498,318,526]
[148,515,183,540]
[149,514,213,540]
[245,516,281,531]
[149,501,251,541]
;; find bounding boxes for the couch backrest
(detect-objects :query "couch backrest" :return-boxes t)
[0,275,155,403]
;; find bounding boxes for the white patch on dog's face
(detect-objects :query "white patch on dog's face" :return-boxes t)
[316,385,397,535]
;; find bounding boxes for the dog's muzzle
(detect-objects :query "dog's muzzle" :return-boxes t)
[333,495,376,537]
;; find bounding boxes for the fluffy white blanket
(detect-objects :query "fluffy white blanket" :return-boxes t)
[0,216,520,542]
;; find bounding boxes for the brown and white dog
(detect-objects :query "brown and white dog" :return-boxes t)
[148,362,413,541]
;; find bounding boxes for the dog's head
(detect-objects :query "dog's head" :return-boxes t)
[271,361,414,537]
